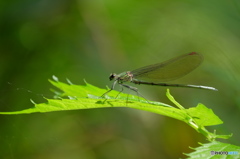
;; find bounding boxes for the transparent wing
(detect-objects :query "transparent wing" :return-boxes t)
[131,52,203,82]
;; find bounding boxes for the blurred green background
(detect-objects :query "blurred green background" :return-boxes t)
[1,0,240,158]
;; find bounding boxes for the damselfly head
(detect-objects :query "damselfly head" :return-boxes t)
[109,73,116,81]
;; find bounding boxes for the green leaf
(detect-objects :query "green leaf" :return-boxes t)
[0,79,183,118]
[186,103,223,126]
[0,77,230,141]
[166,89,222,127]
[185,141,240,159]
[166,89,185,110]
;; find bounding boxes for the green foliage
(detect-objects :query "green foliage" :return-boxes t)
[0,76,238,158]
[1,0,240,158]
[185,141,240,159]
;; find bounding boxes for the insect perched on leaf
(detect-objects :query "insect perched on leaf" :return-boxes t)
[102,52,217,97]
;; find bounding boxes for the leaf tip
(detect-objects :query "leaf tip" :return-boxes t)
[83,79,88,84]
[30,99,36,105]
[166,88,170,94]
[66,78,73,85]
[52,75,59,82]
